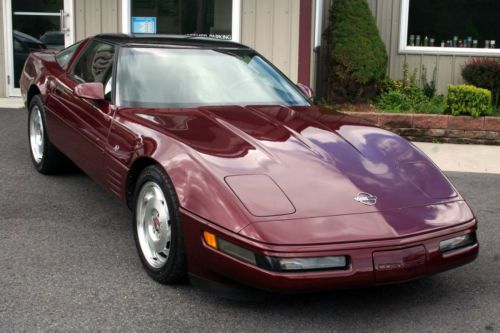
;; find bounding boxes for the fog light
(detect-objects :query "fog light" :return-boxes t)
[440,233,476,253]
[218,238,256,265]
[278,256,348,271]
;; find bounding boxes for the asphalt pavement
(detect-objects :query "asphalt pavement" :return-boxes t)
[1,107,499,332]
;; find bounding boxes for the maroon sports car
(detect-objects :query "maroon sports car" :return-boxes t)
[20,34,478,293]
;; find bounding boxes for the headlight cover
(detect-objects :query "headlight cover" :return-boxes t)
[440,233,476,253]
[278,256,348,271]
[203,231,349,272]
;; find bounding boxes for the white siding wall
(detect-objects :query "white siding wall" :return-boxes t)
[241,0,300,82]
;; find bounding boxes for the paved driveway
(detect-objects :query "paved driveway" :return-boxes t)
[1,108,499,332]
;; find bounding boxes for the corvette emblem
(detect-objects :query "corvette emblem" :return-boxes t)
[355,192,377,206]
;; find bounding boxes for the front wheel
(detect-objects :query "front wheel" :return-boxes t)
[28,95,69,174]
[132,165,187,284]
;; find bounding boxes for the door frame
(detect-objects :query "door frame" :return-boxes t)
[2,0,74,97]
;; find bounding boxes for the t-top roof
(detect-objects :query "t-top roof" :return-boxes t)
[93,33,250,49]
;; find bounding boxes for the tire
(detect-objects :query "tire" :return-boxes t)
[132,165,187,284]
[28,95,69,174]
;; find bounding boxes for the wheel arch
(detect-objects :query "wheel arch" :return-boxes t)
[126,156,163,209]
[26,85,41,108]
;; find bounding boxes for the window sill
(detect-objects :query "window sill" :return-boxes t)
[400,46,500,57]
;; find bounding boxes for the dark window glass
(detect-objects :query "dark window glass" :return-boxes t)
[14,39,25,52]
[116,47,309,108]
[55,42,81,69]
[11,0,63,88]
[131,0,232,39]
[408,0,500,48]
[72,41,115,84]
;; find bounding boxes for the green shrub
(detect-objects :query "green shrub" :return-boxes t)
[415,95,446,114]
[377,64,429,113]
[462,58,500,107]
[376,91,412,113]
[421,66,437,99]
[325,0,388,103]
[445,85,492,118]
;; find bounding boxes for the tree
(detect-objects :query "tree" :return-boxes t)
[325,0,388,102]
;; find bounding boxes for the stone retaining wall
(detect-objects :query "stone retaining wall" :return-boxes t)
[342,112,500,145]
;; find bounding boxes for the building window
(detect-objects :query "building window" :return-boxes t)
[400,0,500,55]
[130,0,234,40]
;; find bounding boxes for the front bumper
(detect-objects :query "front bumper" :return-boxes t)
[181,210,479,293]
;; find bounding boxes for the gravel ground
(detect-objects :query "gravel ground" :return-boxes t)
[0,107,499,332]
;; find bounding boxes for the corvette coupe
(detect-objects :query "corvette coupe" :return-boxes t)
[20,34,478,293]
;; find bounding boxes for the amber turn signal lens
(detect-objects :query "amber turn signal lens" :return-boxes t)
[203,231,218,249]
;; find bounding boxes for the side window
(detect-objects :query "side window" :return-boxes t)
[55,42,81,69]
[71,41,115,85]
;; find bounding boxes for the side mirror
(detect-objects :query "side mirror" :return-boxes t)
[74,82,105,100]
[297,83,314,99]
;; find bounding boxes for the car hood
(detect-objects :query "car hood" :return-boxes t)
[129,105,459,227]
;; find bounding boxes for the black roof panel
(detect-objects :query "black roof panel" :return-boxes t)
[93,33,250,49]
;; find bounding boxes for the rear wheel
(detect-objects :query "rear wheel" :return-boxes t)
[28,95,69,174]
[133,165,187,284]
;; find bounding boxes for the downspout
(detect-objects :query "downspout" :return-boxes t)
[313,0,324,96]
[314,0,324,50]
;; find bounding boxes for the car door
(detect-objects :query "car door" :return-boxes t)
[47,40,116,184]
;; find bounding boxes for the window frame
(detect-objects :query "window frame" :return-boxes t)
[121,0,241,42]
[399,0,500,56]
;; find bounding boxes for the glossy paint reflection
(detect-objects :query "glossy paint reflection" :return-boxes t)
[116,104,465,237]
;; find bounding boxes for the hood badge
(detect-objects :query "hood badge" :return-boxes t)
[355,192,377,206]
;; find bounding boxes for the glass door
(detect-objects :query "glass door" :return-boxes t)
[6,0,74,96]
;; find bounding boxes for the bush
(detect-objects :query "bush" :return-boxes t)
[376,91,412,113]
[415,95,446,114]
[445,85,492,118]
[377,64,429,113]
[421,66,437,99]
[325,0,388,103]
[462,58,500,107]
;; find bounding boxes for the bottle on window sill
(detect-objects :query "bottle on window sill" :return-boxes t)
[430,38,435,47]
[491,40,496,49]
[416,35,421,46]
[473,40,478,48]
[453,36,459,47]
[485,40,490,48]
[409,34,415,46]
[441,40,445,47]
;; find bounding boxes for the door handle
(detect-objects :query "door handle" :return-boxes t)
[60,9,64,33]
[60,9,69,36]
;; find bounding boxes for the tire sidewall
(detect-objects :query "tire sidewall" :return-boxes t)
[28,96,49,172]
[132,166,185,283]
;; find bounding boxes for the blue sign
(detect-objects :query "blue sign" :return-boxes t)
[132,17,157,34]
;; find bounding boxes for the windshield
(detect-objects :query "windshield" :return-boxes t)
[116,47,310,108]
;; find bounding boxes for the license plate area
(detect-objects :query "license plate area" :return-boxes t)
[373,246,427,283]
